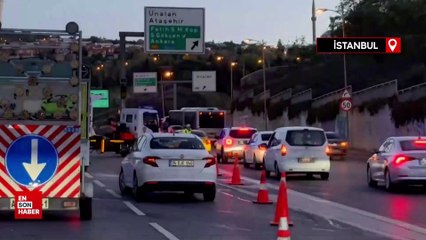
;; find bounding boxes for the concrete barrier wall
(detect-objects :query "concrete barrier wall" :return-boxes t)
[233,80,426,151]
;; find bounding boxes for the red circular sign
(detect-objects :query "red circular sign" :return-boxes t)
[340,98,352,111]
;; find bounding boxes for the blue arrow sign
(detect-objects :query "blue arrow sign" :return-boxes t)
[5,135,59,188]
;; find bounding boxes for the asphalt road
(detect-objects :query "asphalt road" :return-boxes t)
[0,152,395,240]
[227,149,426,229]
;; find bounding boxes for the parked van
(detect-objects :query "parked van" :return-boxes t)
[262,126,331,180]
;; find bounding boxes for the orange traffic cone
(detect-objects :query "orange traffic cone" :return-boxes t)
[253,170,272,204]
[276,217,291,240]
[271,172,293,226]
[229,155,243,185]
[216,158,222,176]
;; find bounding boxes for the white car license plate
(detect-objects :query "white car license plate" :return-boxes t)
[298,157,314,163]
[169,160,194,167]
[10,198,49,209]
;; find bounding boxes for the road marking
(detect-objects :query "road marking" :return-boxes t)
[218,169,426,240]
[123,201,145,216]
[220,192,234,197]
[149,222,180,240]
[237,197,252,203]
[213,224,252,232]
[84,172,93,179]
[93,179,106,188]
[312,227,335,232]
[105,188,121,198]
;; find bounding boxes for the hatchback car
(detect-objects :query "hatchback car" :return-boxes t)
[215,127,257,163]
[263,127,331,180]
[366,136,426,191]
[243,131,273,169]
[119,133,217,201]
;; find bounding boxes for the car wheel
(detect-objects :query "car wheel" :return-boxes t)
[132,174,147,202]
[384,169,396,192]
[320,173,329,180]
[243,153,250,168]
[203,187,216,201]
[274,162,281,179]
[367,165,378,187]
[119,169,130,194]
[254,155,262,170]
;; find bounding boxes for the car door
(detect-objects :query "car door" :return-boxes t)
[372,139,394,180]
[264,132,281,170]
[124,136,147,184]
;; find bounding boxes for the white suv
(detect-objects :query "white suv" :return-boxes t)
[263,126,331,180]
[215,127,257,163]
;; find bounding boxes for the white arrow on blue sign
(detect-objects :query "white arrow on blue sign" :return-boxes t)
[5,135,59,188]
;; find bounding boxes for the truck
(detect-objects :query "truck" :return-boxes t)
[0,23,93,220]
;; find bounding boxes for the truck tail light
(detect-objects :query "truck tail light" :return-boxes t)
[143,156,160,167]
[204,157,216,168]
[340,141,348,149]
[280,145,287,156]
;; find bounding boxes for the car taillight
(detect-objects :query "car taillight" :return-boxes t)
[414,140,426,145]
[259,145,267,151]
[280,145,287,156]
[340,141,348,148]
[394,154,415,165]
[225,138,233,145]
[143,156,159,167]
[204,157,216,168]
[205,139,211,144]
[326,146,332,156]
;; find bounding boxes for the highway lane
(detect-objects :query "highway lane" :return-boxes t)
[221,149,426,230]
[87,152,391,240]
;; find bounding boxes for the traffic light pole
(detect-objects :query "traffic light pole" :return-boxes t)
[119,31,144,109]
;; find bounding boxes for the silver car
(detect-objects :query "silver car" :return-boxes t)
[367,136,426,191]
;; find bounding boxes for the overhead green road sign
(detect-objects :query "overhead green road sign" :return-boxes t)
[133,72,158,93]
[145,7,205,54]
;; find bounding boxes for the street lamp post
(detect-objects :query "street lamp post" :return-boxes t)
[230,62,237,126]
[243,38,268,130]
[160,71,173,118]
[316,6,350,139]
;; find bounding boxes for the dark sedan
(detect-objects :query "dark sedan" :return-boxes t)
[326,131,349,160]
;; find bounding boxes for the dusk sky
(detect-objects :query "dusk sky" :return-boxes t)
[3,0,341,45]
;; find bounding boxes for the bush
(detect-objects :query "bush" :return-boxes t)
[306,100,340,125]
[231,98,253,113]
[391,97,426,128]
[358,95,398,116]
[268,99,291,120]
[288,100,312,120]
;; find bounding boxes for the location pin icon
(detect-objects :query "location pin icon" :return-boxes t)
[388,39,397,52]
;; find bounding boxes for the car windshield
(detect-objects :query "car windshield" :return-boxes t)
[399,140,426,151]
[229,129,256,139]
[286,130,326,146]
[261,133,272,141]
[192,131,207,138]
[150,137,205,150]
[326,132,340,139]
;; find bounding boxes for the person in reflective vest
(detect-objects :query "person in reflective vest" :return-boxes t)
[182,124,192,134]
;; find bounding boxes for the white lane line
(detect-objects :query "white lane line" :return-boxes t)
[93,180,106,188]
[105,188,121,198]
[84,172,93,179]
[123,201,145,216]
[237,197,252,203]
[220,192,234,197]
[149,222,180,240]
